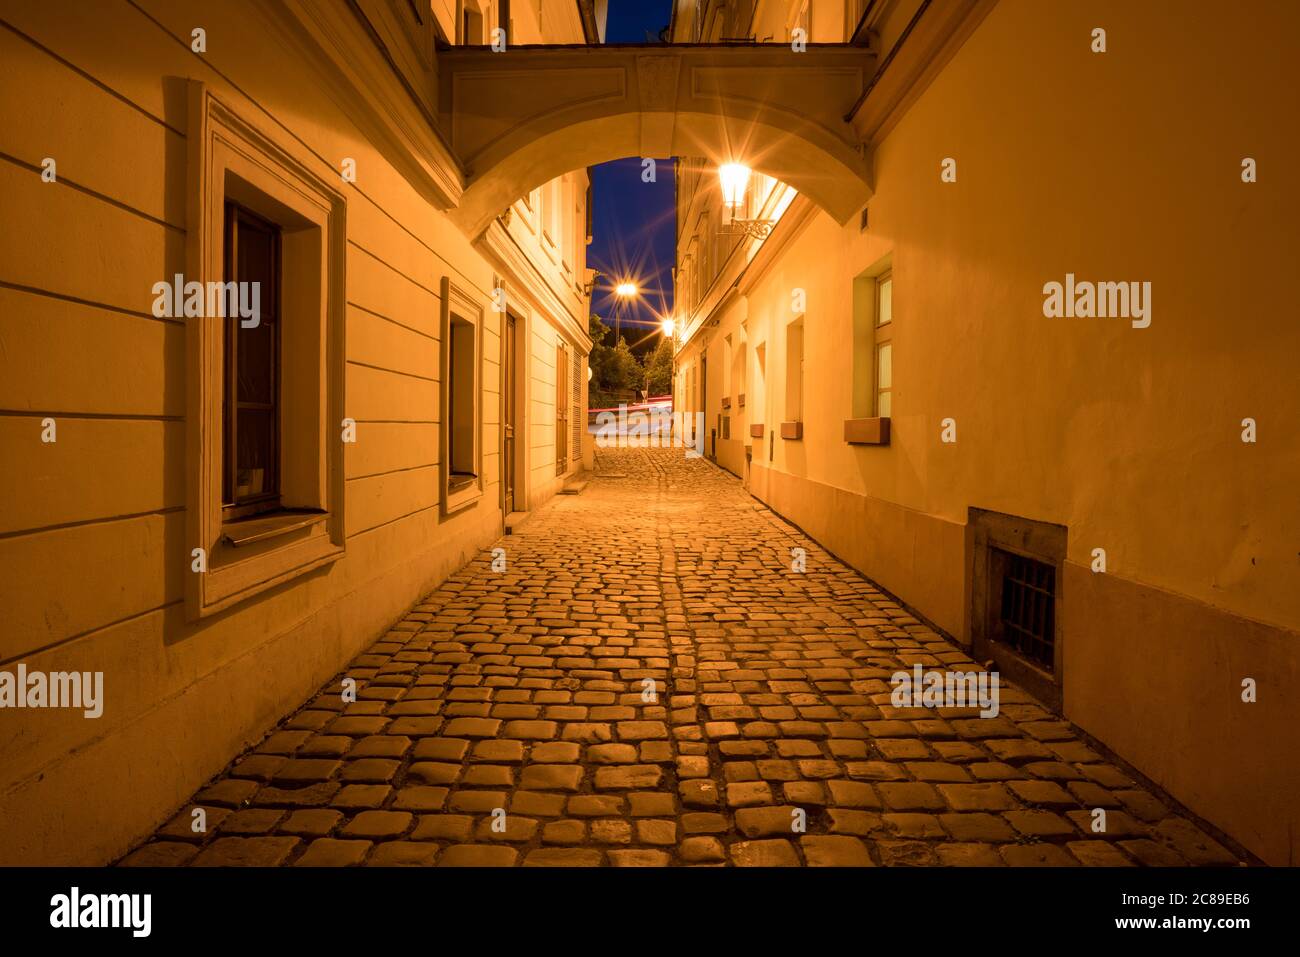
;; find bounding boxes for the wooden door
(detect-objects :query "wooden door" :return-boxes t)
[504,313,517,514]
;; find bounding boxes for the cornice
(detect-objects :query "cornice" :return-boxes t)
[477,220,593,350]
[848,0,998,148]
[736,193,818,297]
[272,0,464,208]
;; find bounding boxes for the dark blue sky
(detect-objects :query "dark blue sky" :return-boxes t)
[587,1,676,357]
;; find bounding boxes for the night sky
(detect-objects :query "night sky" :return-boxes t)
[587,1,677,357]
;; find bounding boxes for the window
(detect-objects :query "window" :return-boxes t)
[459,0,484,44]
[447,319,476,485]
[846,255,892,444]
[222,203,282,517]
[440,278,483,514]
[785,317,804,423]
[875,272,893,416]
[555,341,569,472]
[185,82,346,620]
[721,334,732,404]
[752,341,767,441]
[733,340,746,408]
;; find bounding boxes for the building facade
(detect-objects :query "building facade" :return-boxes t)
[670,0,1300,866]
[0,0,594,864]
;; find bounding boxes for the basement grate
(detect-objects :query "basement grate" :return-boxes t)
[996,549,1057,671]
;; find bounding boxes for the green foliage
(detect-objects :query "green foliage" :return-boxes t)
[644,337,674,396]
[587,315,645,406]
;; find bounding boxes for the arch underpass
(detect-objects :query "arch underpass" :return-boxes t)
[439,43,877,236]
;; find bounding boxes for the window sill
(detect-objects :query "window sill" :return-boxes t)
[737,393,745,408]
[780,421,803,441]
[222,508,329,548]
[721,396,732,410]
[844,417,890,445]
[749,423,764,438]
[443,478,482,517]
[448,472,477,494]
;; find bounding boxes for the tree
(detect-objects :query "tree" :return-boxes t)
[606,336,644,396]
[644,337,673,396]
[587,317,645,406]
[587,315,618,397]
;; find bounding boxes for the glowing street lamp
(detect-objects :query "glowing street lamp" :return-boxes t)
[718,162,752,211]
[718,161,774,240]
[660,316,676,338]
[615,281,638,298]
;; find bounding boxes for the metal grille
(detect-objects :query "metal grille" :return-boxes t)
[997,550,1056,670]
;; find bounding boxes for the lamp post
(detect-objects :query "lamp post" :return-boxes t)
[718,161,774,240]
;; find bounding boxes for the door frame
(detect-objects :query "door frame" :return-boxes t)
[499,296,530,524]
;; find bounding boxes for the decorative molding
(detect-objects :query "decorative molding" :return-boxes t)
[476,219,592,350]
[636,54,682,110]
[272,0,464,207]
[848,0,998,147]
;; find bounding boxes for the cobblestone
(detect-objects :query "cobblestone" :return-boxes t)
[123,447,1243,867]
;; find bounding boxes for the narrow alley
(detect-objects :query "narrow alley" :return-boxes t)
[120,448,1243,868]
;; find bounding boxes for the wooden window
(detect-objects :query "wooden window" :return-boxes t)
[447,318,477,488]
[555,341,569,472]
[222,203,282,518]
[875,271,893,417]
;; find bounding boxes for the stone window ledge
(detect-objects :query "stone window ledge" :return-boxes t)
[844,417,890,445]
[780,421,803,440]
[222,509,328,548]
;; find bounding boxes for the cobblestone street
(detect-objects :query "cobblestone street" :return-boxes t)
[121,448,1244,867]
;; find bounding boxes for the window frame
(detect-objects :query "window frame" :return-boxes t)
[555,339,569,474]
[874,270,893,418]
[440,276,485,516]
[185,81,347,620]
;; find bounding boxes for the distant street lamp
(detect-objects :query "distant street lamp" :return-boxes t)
[610,280,639,340]
[660,316,675,338]
[718,161,774,240]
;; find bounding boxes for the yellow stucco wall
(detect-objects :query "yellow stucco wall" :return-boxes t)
[679,0,1300,864]
[0,0,584,864]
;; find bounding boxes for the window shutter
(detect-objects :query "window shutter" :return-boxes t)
[572,350,583,460]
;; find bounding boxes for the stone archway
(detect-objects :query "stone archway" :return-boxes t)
[439,44,878,236]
